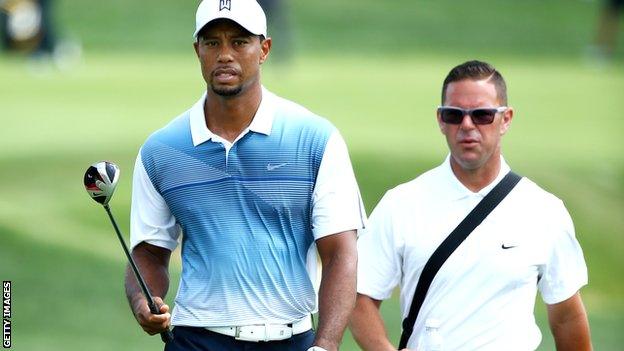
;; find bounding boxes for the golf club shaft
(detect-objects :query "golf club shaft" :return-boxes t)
[103,205,174,344]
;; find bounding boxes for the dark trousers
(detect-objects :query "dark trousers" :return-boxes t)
[164,326,315,351]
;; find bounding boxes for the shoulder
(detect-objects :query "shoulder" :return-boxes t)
[514,176,566,209]
[142,111,191,149]
[270,93,336,136]
[508,175,572,228]
[140,111,192,161]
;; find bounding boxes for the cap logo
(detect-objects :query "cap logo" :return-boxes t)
[219,0,231,11]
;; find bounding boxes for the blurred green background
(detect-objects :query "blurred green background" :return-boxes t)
[1,0,623,350]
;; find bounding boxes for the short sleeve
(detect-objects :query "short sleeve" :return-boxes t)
[356,191,403,300]
[130,151,181,251]
[311,131,366,239]
[538,200,588,304]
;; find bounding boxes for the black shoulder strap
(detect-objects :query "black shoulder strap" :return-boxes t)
[398,171,522,349]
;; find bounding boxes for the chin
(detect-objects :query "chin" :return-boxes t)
[211,85,243,97]
[454,155,485,170]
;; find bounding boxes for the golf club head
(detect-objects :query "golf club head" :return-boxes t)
[84,161,120,205]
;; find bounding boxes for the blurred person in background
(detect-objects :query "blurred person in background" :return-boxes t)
[350,60,592,351]
[125,0,364,350]
[589,0,623,63]
[257,0,292,63]
[0,0,55,55]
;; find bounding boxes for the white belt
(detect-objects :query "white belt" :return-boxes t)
[205,315,313,342]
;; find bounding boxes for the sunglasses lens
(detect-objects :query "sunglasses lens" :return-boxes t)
[440,108,464,124]
[471,109,497,124]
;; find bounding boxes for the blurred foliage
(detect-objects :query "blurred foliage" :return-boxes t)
[52,0,623,59]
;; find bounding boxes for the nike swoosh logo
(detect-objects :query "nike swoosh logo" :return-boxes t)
[501,244,517,249]
[267,163,288,171]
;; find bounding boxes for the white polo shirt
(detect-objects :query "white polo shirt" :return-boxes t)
[357,156,588,350]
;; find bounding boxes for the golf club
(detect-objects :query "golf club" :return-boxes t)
[83,161,174,344]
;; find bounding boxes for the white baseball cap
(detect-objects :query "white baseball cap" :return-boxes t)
[193,0,267,38]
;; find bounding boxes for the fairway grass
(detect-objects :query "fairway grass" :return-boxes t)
[1,53,623,350]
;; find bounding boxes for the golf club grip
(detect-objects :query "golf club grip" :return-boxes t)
[161,329,174,343]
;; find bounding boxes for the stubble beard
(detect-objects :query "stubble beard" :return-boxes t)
[211,84,243,97]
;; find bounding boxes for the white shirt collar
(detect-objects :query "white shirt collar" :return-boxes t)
[190,86,275,146]
[441,154,512,201]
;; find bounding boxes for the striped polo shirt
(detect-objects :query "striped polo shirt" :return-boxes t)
[130,87,365,327]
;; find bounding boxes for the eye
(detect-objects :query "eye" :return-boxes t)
[471,109,497,124]
[439,108,464,124]
[233,39,249,46]
[201,39,219,47]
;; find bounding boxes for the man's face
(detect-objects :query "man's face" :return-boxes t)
[193,19,271,97]
[438,79,513,171]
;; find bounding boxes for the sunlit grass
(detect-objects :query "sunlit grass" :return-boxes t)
[1,52,622,350]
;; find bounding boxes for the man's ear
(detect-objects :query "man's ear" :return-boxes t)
[500,107,514,135]
[193,40,200,58]
[437,112,446,135]
[259,37,272,64]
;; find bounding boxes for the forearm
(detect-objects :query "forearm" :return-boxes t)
[548,293,592,351]
[314,239,358,350]
[349,294,396,351]
[124,243,171,307]
[550,313,592,351]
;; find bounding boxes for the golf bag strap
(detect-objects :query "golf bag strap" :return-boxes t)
[397,171,522,349]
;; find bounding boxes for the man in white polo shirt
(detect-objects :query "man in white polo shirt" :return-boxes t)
[124,1,365,350]
[350,60,592,351]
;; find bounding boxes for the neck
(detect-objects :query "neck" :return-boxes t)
[450,153,502,192]
[204,84,263,143]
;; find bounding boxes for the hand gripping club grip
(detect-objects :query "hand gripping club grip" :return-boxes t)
[147,300,174,343]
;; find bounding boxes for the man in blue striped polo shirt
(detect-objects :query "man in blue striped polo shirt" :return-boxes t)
[124,1,366,350]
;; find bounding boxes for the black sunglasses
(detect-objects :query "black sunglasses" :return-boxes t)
[437,106,508,125]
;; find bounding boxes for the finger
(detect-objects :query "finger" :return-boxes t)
[148,312,171,324]
[142,316,169,332]
[136,303,155,320]
[152,296,170,314]
[143,315,171,335]
[137,308,168,328]
[153,296,164,304]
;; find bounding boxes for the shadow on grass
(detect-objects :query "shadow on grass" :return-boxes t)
[0,224,167,351]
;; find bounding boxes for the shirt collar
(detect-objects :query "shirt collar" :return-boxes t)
[190,86,275,146]
[440,154,512,201]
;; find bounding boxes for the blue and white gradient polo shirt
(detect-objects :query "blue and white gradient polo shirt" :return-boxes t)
[130,87,366,327]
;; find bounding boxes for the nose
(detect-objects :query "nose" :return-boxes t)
[216,43,234,63]
[459,113,476,130]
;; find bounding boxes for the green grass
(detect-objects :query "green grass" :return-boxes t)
[1,0,624,349]
[1,53,622,350]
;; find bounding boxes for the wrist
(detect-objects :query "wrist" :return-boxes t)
[311,333,340,351]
